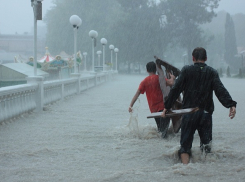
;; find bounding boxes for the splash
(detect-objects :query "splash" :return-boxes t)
[126,98,160,139]
[127,98,140,137]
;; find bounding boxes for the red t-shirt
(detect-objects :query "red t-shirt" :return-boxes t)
[138,74,164,113]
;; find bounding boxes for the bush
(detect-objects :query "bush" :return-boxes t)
[226,66,231,77]
[219,68,223,77]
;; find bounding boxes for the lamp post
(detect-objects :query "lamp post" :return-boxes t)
[109,44,114,71]
[29,0,44,111]
[240,51,245,68]
[31,0,43,76]
[89,30,98,73]
[69,15,82,73]
[100,38,107,72]
[114,48,119,72]
[96,50,102,67]
[83,52,87,72]
[182,53,187,66]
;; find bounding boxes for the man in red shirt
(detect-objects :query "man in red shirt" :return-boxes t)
[128,61,175,138]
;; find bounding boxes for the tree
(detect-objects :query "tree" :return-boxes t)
[44,0,122,57]
[219,67,223,77]
[159,0,220,64]
[205,32,224,69]
[111,0,164,73]
[233,13,245,48]
[226,66,231,77]
[224,13,238,68]
[44,0,165,73]
[116,0,147,11]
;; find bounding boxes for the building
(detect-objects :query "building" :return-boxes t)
[0,33,45,56]
[0,50,16,64]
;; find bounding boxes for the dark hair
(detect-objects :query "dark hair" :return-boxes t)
[192,47,207,61]
[146,61,156,73]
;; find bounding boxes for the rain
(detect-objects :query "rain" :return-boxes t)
[0,0,245,181]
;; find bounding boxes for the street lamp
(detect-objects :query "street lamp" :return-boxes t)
[83,52,87,72]
[114,48,119,72]
[100,38,107,72]
[240,51,245,68]
[96,50,102,67]
[69,15,82,73]
[89,30,98,73]
[31,0,43,76]
[182,53,187,66]
[109,44,114,71]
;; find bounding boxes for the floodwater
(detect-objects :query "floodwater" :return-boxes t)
[0,74,245,182]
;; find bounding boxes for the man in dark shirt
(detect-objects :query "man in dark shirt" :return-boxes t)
[161,47,237,164]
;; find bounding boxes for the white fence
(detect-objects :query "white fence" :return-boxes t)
[0,72,116,123]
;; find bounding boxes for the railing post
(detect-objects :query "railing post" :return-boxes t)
[26,76,44,112]
[70,73,81,94]
[109,71,112,81]
[95,73,97,86]
[86,79,89,89]
[104,72,107,82]
[90,72,97,86]
[61,83,64,100]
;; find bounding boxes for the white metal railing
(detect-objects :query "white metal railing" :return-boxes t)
[0,71,115,123]
[0,84,37,122]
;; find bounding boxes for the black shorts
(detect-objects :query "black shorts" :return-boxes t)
[179,110,212,155]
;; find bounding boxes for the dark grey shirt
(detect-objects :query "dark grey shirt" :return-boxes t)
[165,62,237,114]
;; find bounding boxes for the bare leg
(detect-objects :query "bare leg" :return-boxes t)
[181,153,190,164]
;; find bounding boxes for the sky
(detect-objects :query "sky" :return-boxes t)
[0,0,245,35]
[0,0,55,34]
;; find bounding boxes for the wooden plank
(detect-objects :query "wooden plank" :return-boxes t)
[147,107,199,119]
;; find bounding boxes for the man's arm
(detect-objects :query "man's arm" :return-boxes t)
[213,72,237,108]
[212,72,237,119]
[128,89,141,112]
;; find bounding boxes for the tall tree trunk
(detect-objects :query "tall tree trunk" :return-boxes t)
[128,62,131,74]
[187,46,192,65]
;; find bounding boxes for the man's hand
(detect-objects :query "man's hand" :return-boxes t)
[161,108,167,117]
[229,106,236,119]
[128,106,133,113]
[169,73,176,80]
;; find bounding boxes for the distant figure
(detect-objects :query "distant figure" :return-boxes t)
[161,47,237,164]
[128,61,175,138]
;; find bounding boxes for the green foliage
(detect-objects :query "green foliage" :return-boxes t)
[110,2,163,65]
[232,68,245,78]
[116,0,148,11]
[239,68,242,78]
[159,0,220,63]
[226,66,231,77]
[44,0,221,71]
[224,13,238,68]
[233,13,245,48]
[203,31,224,68]
[219,67,223,77]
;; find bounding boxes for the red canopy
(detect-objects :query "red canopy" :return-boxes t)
[38,47,55,63]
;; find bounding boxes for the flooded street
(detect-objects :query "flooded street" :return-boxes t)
[0,74,245,182]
